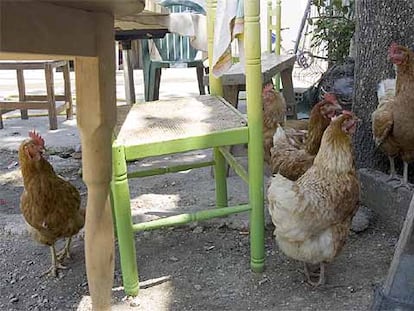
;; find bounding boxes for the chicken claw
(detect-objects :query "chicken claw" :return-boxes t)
[56,237,72,262]
[42,245,68,277]
[41,262,67,278]
[392,162,412,191]
[304,262,326,287]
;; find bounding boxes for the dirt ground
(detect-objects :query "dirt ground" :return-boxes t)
[0,147,398,311]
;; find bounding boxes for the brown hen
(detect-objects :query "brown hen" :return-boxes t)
[19,131,85,277]
[269,93,342,180]
[267,111,360,286]
[262,83,286,163]
[372,43,414,188]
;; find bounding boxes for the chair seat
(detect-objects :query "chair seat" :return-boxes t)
[116,95,248,159]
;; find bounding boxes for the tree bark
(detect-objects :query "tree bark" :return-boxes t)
[353,0,414,172]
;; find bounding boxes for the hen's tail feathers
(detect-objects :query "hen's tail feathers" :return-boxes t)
[377,79,396,107]
[272,124,288,146]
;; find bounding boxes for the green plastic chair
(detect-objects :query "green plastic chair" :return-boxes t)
[111,0,265,297]
[141,0,206,101]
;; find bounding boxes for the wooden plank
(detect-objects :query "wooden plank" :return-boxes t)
[0,101,51,109]
[25,95,67,101]
[220,53,296,85]
[0,61,64,70]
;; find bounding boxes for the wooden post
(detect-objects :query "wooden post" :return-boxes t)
[75,12,116,311]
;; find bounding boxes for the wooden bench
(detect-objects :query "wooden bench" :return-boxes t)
[205,53,297,118]
[0,60,73,130]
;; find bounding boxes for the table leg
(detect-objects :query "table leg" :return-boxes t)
[121,40,136,105]
[75,12,116,311]
[223,85,240,109]
[280,66,297,119]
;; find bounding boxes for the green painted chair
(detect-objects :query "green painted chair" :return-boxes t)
[141,0,206,101]
[111,0,265,297]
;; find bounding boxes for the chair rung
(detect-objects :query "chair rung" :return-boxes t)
[132,204,251,232]
[218,146,248,183]
[127,160,214,179]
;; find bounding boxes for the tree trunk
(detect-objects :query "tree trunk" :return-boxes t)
[353,0,414,172]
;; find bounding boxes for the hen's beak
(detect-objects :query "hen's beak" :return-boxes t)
[332,101,343,113]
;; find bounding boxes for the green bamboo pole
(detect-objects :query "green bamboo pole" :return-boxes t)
[244,0,265,273]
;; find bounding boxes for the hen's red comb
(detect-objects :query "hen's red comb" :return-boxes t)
[263,83,274,93]
[388,42,399,55]
[324,92,337,103]
[342,110,353,116]
[28,130,45,147]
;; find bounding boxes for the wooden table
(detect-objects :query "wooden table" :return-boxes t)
[0,1,144,310]
[0,60,72,130]
[205,53,297,118]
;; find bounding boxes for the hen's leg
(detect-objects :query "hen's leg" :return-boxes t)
[57,237,72,262]
[394,162,412,190]
[304,262,326,287]
[386,156,399,182]
[42,245,67,277]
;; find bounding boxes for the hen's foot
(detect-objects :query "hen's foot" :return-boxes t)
[57,237,72,262]
[41,262,67,277]
[385,174,400,183]
[392,181,412,191]
[56,248,71,262]
[304,262,325,287]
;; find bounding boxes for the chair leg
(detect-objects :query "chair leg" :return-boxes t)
[111,144,139,296]
[213,147,228,208]
[62,62,73,120]
[140,39,151,102]
[196,64,206,95]
[247,123,265,273]
[148,64,161,102]
[45,63,58,130]
[0,110,3,129]
[16,69,28,120]
[153,67,162,101]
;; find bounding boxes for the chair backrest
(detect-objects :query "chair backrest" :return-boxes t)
[154,0,206,62]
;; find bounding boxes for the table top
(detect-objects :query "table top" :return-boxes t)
[40,0,145,17]
[115,10,170,41]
